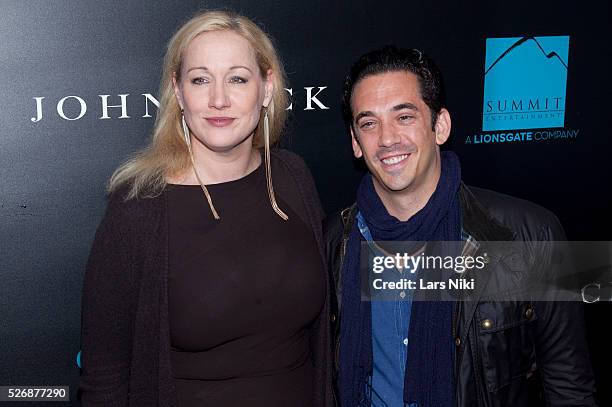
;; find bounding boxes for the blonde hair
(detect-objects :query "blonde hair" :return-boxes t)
[108,10,288,199]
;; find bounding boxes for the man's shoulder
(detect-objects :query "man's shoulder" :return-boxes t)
[322,185,565,241]
[463,184,565,240]
[323,204,357,240]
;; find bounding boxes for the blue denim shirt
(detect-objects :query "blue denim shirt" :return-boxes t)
[357,212,418,407]
[357,211,478,407]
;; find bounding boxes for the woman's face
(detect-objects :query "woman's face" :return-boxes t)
[174,30,273,153]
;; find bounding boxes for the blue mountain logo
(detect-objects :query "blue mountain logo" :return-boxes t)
[483,36,570,131]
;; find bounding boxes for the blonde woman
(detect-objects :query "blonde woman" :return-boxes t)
[79,11,333,407]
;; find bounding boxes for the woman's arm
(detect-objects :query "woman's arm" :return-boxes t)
[79,197,135,406]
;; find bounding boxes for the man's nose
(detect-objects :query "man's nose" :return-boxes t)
[379,122,401,147]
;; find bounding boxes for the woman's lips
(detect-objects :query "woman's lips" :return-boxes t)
[205,117,235,127]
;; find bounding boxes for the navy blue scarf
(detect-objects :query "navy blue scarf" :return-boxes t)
[339,151,461,406]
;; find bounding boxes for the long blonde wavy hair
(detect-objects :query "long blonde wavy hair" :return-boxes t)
[108,10,288,199]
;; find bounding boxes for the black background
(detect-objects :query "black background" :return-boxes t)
[1,0,610,405]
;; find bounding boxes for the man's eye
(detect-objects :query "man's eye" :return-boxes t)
[399,115,414,121]
[229,76,248,84]
[191,77,208,85]
[359,121,375,129]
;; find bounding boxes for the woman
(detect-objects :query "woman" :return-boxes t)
[79,10,333,407]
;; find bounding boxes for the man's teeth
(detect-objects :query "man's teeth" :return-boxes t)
[382,154,408,165]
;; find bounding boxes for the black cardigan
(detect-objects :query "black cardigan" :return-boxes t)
[79,149,334,406]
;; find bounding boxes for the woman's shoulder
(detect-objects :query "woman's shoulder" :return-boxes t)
[104,183,164,222]
[270,148,319,194]
[270,148,312,178]
[271,148,305,165]
[270,148,324,221]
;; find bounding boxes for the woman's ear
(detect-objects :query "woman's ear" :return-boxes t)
[172,73,184,110]
[263,69,274,108]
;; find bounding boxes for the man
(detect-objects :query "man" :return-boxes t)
[325,46,597,406]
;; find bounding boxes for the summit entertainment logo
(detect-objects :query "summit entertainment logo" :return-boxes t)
[483,35,569,131]
[466,35,579,145]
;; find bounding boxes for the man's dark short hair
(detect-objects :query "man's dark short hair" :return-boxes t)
[342,46,446,131]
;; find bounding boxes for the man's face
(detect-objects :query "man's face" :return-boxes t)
[350,71,450,200]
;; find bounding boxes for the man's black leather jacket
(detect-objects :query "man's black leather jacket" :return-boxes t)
[324,184,597,406]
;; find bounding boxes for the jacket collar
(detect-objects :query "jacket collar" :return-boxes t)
[341,183,514,242]
[458,183,514,242]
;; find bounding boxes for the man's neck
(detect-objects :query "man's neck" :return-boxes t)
[373,171,441,222]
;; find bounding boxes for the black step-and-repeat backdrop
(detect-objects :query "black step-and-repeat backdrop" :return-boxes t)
[1,0,610,405]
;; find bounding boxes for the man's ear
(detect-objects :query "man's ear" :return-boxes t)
[262,69,274,108]
[351,127,363,158]
[434,108,451,145]
[172,74,184,110]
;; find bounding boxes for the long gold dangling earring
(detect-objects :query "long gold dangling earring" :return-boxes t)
[263,107,289,221]
[181,111,220,220]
